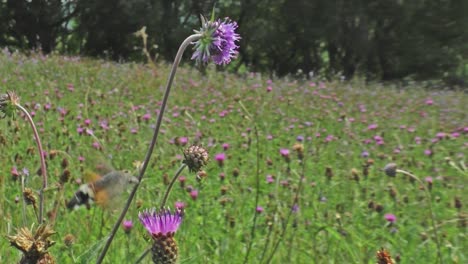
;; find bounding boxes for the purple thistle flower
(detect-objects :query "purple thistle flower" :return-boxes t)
[256,206,264,213]
[122,220,133,234]
[279,148,290,157]
[192,17,240,65]
[215,153,226,166]
[139,208,183,237]
[384,213,397,223]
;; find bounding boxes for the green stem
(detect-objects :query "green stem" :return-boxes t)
[160,164,187,209]
[96,33,202,264]
[16,104,47,224]
[396,169,443,264]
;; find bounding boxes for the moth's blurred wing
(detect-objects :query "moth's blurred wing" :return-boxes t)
[91,171,135,210]
[83,169,102,183]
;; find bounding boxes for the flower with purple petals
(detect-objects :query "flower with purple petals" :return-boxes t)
[139,208,183,263]
[122,220,133,234]
[191,16,240,65]
[279,148,290,157]
[384,213,397,223]
[139,208,183,237]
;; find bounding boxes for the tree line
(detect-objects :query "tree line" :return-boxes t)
[1,0,467,83]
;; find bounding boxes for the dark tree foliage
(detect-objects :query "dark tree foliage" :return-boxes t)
[0,0,466,83]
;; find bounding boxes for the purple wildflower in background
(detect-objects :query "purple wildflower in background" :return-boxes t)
[384,213,397,223]
[215,153,226,166]
[280,148,290,157]
[191,17,240,65]
[256,206,264,213]
[122,220,133,234]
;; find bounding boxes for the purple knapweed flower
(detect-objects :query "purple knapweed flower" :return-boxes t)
[361,151,369,158]
[215,153,226,166]
[266,174,274,183]
[222,143,230,150]
[191,16,240,65]
[122,220,133,234]
[139,208,183,263]
[174,201,186,210]
[279,148,290,157]
[256,206,264,213]
[368,124,378,130]
[384,213,397,223]
[139,209,183,237]
[190,189,199,200]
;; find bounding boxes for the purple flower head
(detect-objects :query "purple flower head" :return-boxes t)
[215,153,226,161]
[384,213,397,223]
[138,208,183,237]
[190,189,199,200]
[192,16,240,65]
[266,174,274,183]
[222,143,230,150]
[122,220,133,234]
[256,206,264,213]
[175,201,186,210]
[279,148,290,157]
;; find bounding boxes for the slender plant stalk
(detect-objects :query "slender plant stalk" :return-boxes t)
[243,125,260,264]
[20,174,27,226]
[160,163,187,209]
[96,33,202,264]
[266,169,305,264]
[396,169,443,264]
[134,247,151,264]
[15,104,47,224]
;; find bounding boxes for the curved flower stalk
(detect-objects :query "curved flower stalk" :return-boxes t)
[96,16,240,264]
[1,91,48,224]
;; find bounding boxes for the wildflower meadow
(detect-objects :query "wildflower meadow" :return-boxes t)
[0,18,466,263]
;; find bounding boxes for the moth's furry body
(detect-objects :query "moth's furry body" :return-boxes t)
[67,170,138,210]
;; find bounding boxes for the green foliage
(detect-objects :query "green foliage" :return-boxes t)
[0,52,466,263]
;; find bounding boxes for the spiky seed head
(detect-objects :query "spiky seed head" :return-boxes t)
[383,163,397,177]
[0,91,20,118]
[183,145,209,173]
[23,188,37,207]
[8,224,56,264]
[376,247,394,264]
[63,234,76,247]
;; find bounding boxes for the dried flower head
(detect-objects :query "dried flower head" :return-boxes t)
[139,208,183,264]
[23,188,37,207]
[1,91,20,118]
[8,224,56,264]
[376,247,395,264]
[183,145,209,173]
[192,16,240,65]
[63,234,76,247]
[383,163,398,177]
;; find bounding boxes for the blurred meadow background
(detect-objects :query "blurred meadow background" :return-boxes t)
[1,1,467,264]
[0,50,466,263]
